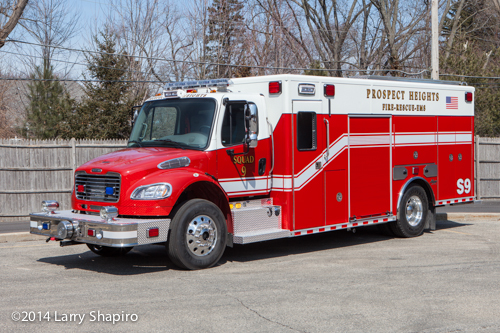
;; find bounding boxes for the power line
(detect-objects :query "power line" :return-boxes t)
[0,77,162,84]
[440,73,500,80]
[0,49,153,76]
[6,39,430,75]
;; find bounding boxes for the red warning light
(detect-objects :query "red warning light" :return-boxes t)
[269,81,281,94]
[324,84,335,97]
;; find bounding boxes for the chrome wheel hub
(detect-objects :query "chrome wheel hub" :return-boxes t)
[186,215,217,256]
[405,195,423,227]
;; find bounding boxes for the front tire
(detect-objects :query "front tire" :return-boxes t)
[87,244,133,257]
[390,184,428,238]
[167,199,227,270]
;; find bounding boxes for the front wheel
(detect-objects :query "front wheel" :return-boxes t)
[86,244,133,257]
[167,199,227,270]
[390,184,428,238]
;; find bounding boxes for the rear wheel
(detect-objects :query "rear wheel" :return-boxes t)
[167,199,227,270]
[87,244,133,257]
[390,184,428,238]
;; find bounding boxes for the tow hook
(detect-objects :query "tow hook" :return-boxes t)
[46,237,58,243]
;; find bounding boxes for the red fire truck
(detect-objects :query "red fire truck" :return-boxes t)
[30,75,475,270]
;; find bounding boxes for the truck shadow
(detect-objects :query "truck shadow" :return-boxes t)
[37,244,176,275]
[37,220,471,274]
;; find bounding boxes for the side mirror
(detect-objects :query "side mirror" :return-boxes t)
[131,105,142,126]
[244,104,258,148]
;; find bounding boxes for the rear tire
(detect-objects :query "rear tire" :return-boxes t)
[87,244,133,257]
[390,184,428,238]
[167,199,227,270]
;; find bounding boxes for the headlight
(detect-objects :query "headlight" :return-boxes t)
[131,183,172,200]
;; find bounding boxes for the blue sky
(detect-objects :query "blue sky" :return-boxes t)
[1,0,117,78]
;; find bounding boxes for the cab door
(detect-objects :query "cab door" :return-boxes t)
[216,95,271,198]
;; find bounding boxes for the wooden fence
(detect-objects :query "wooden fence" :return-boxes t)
[0,137,499,222]
[476,136,500,199]
[0,138,127,222]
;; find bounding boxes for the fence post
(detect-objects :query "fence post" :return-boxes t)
[475,135,480,200]
[71,138,76,178]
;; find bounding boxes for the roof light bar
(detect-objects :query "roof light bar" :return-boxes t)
[164,79,232,91]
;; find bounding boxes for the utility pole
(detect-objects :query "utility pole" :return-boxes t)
[431,0,439,80]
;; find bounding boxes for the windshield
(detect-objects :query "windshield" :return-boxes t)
[128,98,216,149]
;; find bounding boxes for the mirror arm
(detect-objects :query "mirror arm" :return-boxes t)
[226,144,250,156]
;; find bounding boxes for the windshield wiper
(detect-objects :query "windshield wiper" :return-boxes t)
[152,139,188,150]
[128,140,143,147]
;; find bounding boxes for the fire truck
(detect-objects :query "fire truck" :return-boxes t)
[29,74,475,270]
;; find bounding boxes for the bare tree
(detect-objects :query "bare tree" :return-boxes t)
[18,0,80,74]
[0,0,28,48]
[369,0,430,75]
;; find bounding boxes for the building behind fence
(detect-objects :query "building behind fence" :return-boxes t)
[1,137,499,222]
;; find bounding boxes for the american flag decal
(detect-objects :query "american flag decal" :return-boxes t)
[446,96,458,109]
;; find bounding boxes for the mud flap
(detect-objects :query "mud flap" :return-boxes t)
[425,206,436,231]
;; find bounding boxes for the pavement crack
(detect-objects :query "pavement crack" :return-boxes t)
[229,294,307,333]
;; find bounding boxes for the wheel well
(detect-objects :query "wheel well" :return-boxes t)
[397,178,435,214]
[172,181,231,229]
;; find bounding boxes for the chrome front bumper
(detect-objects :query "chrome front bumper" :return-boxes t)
[29,210,171,247]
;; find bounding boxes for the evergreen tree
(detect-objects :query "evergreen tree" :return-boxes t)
[67,29,139,139]
[25,61,74,139]
[304,60,329,76]
[206,0,245,78]
[441,37,500,137]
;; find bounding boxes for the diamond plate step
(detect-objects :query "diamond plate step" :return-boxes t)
[231,204,289,244]
[233,228,290,244]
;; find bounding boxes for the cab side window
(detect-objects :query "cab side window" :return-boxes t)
[221,103,246,146]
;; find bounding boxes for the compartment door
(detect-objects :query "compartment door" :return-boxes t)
[349,116,392,219]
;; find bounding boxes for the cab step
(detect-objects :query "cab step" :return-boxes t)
[231,200,289,244]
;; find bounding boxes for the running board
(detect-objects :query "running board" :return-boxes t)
[233,228,290,244]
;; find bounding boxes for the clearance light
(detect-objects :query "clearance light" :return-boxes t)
[42,200,59,213]
[147,227,159,238]
[186,89,197,93]
[229,204,234,209]
[465,92,473,102]
[269,81,281,94]
[324,84,335,97]
[235,203,242,209]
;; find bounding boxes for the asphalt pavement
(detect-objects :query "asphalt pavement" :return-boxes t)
[2,218,500,332]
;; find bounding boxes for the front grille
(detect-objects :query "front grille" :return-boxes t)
[75,172,121,203]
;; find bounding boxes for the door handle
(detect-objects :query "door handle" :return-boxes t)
[324,118,329,161]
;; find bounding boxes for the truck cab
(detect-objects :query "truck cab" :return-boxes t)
[30,79,276,270]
